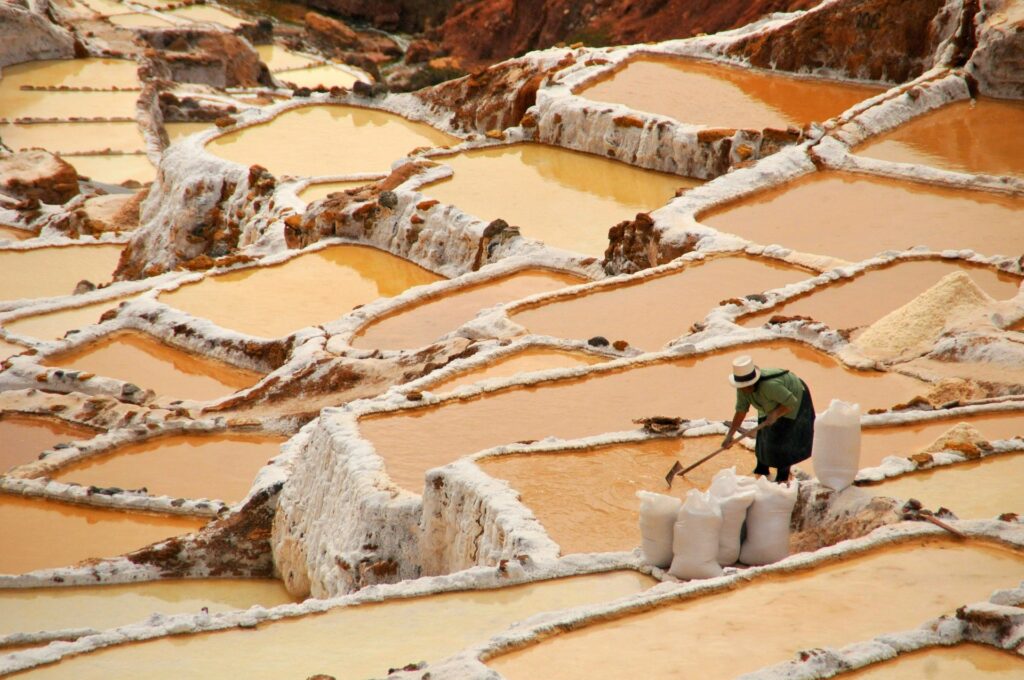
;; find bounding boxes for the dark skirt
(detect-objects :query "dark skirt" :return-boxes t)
[755,380,815,469]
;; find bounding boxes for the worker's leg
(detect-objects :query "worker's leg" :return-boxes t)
[753,461,770,477]
[774,465,791,483]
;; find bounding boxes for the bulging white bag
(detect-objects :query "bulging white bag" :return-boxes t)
[668,489,724,580]
[708,467,756,566]
[739,477,798,566]
[812,399,862,492]
[637,490,682,568]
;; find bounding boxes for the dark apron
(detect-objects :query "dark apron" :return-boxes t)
[755,379,815,469]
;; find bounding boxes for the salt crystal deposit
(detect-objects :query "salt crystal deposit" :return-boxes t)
[1,0,1023,677]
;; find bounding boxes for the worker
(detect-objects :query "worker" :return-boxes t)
[721,355,815,483]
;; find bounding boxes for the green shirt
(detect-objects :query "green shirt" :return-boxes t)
[734,368,804,420]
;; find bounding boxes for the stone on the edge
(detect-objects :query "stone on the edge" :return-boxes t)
[0,150,80,206]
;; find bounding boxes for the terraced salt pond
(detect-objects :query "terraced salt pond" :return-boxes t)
[0,90,140,121]
[4,297,127,341]
[163,121,215,143]
[867,453,1024,518]
[43,331,262,402]
[12,571,654,679]
[159,245,443,338]
[421,144,699,256]
[578,56,882,129]
[488,540,1024,679]
[255,45,320,72]
[861,412,1024,467]
[274,65,363,90]
[478,436,746,554]
[700,172,1024,261]
[164,4,248,27]
[64,154,156,185]
[742,258,1022,331]
[511,255,813,350]
[0,414,101,473]
[106,12,175,27]
[352,269,585,350]
[0,246,122,303]
[0,579,295,639]
[0,494,207,574]
[431,348,606,393]
[206,105,457,178]
[0,226,31,241]
[843,644,1024,678]
[0,338,25,360]
[0,122,145,154]
[856,97,1024,178]
[360,342,927,491]
[52,433,286,503]
[0,59,139,90]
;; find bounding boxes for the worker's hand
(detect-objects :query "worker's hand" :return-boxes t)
[721,434,734,449]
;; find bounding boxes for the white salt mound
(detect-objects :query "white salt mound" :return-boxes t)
[854,271,994,360]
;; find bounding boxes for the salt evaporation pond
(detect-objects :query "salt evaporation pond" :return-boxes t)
[352,269,585,350]
[206,105,457,178]
[0,579,295,639]
[742,258,1021,332]
[13,571,654,679]
[478,436,748,554]
[0,338,26,360]
[52,434,286,503]
[255,45,319,72]
[0,246,122,302]
[700,171,1024,261]
[164,4,248,27]
[867,453,1024,518]
[298,180,373,204]
[0,226,31,241]
[164,122,215,143]
[431,348,606,393]
[489,540,1024,679]
[78,0,131,15]
[0,59,139,90]
[0,122,145,154]
[360,342,926,491]
[856,97,1024,178]
[0,494,207,574]
[421,143,699,256]
[274,65,362,90]
[861,412,1024,467]
[511,256,813,350]
[0,414,101,473]
[159,245,443,338]
[106,13,175,27]
[577,56,882,130]
[4,297,128,341]
[843,644,1024,678]
[0,90,140,121]
[65,154,156,185]
[43,331,262,402]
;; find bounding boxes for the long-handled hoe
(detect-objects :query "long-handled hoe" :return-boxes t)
[664,422,770,488]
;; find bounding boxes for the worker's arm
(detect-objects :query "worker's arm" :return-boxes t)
[722,410,747,448]
[764,403,790,426]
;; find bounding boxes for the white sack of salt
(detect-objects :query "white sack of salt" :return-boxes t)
[668,488,724,580]
[637,490,682,568]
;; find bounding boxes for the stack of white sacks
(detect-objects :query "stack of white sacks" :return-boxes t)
[638,399,863,579]
[637,469,798,579]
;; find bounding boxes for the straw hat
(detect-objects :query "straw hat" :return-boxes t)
[729,355,760,388]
